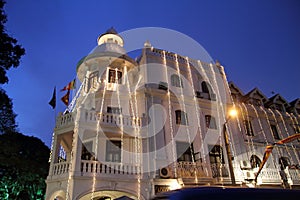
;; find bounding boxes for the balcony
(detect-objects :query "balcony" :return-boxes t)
[80,160,141,178]
[176,161,210,178]
[55,111,143,130]
[55,112,74,129]
[95,112,142,127]
[47,162,70,181]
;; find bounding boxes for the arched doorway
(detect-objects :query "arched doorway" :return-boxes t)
[250,155,261,169]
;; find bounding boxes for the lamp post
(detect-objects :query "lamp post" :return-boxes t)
[223,108,237,185]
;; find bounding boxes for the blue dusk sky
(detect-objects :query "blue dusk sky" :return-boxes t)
[2,0,300,147]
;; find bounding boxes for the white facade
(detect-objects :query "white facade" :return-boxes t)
[45,28,300,200]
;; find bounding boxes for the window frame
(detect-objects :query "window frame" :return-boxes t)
[171,74,183,88]
[270,124,280,140]
[105,140,122,162]
[108,68,122,84]
[244,120,254,136]
[176,141,194,162]
[175,110,188,125]
[205,115,217,129]
[107,106,122,114]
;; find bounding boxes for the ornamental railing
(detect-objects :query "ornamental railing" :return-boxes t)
[55,111,143,129]
[176,161,210,178]
[80,160,141,177]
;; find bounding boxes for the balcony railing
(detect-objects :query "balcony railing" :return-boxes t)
[210,163,229,178]
[260,168,281,184]
[52,162,70,176]
[176,161,210,178]
[80,160,141,177]
[285,168,300,185]
[56,112,74,129]
[55,111,143,129]
[94,112,142,127]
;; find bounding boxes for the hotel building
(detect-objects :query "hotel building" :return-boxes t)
[45,28,300,200]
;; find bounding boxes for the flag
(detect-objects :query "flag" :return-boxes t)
[60,79,76,91]
[61,90,70,106]
[275,133,300,145]
[254,133,300,183]
[48,87,56,109]
[254,145,274,183]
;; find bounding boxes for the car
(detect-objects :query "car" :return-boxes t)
[151,186,300,200]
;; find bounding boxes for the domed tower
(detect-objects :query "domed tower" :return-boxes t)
[76,27,137,86]
[46,28,145,200]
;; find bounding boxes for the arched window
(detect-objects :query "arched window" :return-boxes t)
[201,81,212,94]
[205,115,217,129]
[250,155,261,168]
[201,81,216,100]
[175,110,188,125]
[171,74,183,88]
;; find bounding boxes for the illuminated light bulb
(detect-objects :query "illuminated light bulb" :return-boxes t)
[228,108,238,118]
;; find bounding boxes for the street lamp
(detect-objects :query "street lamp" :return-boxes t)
[223,108,237,185]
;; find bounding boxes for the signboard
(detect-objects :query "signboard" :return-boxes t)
[154,185,170,194]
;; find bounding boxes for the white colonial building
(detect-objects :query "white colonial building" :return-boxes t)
[45,28,300,200]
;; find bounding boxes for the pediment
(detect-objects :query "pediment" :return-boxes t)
[229,82,244,96]
[244,88,268,103]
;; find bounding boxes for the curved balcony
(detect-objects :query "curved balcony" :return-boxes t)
[55,111,143,131]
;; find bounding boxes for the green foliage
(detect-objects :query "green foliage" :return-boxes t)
[0,0,25,84]
[0,132,50,199]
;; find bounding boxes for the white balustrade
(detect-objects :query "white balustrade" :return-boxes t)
[258,168,281,184]
[55,111,143,129]
[80,160,141,177]
[52,162,69,175]
[56,112,74,128]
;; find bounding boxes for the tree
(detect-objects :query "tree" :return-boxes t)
[0,0,25,134]
[0,132,50,199]
[0,89,17,134]
[0,0,25,84]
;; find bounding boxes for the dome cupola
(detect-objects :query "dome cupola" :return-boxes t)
[97,27,124,47]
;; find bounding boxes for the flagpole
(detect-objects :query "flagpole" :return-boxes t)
[54,100,57,126]
[54,86,57,127]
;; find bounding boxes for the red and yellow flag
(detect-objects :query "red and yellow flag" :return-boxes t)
[60,79,76,91]
[61,90,70,106]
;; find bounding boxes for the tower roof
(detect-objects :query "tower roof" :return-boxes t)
[97,27,123,46]
[99,27,119,37]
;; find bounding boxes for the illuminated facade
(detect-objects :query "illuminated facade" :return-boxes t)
[45,28,300,200]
